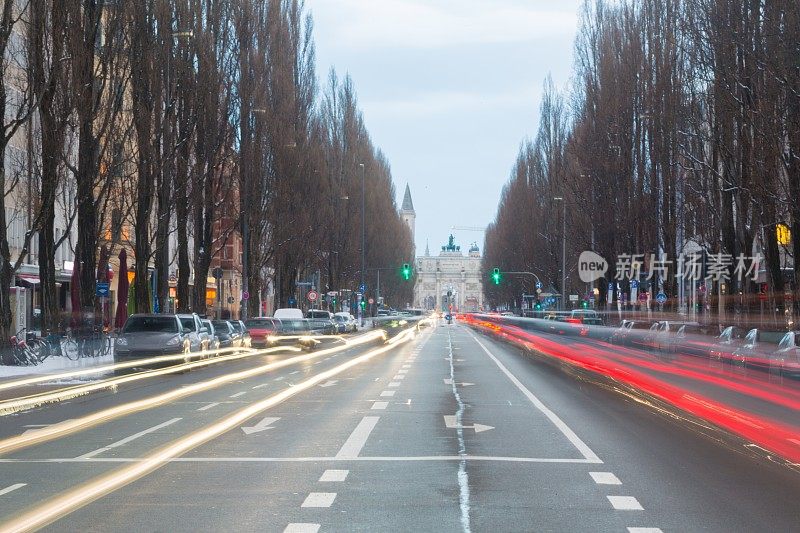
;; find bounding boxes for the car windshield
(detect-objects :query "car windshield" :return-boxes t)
[179,317,196,332]
[245,320,272,328]
[211,321,230,333]
[123,316,178,334]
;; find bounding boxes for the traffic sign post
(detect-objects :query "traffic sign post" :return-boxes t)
[656,292,667,305]
[307,290,319,302]
[242,290,250,301]
[95,282,110,298]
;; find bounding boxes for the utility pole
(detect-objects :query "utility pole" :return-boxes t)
[359,162,366,326]
[554,197,566,310]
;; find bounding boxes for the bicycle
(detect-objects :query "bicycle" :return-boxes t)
[37,330,81,362]
[9,330,43,366]
[77,326,112,358]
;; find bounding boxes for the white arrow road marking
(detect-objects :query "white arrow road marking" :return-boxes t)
[442,379,474,386]
[443,415,494,433]
[241,416,280,435]
[318,380,338,388]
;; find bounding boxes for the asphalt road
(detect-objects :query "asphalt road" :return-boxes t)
[0,322,798,532]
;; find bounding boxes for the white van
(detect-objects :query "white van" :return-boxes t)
[273,308,304,320]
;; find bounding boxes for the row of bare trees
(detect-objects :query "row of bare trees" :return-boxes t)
[485,0,800,314]
[0,0,412,341]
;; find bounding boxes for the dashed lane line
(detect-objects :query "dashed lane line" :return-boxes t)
[371,402,388,410]
[197,402,221,411]
[590,472,622,485]
[388,382,401,387]
[5,455,603,463]
[284,523,320,533]
[607,496,644,510]
[380,391,396,397]
[319,469,348,482]
[335,416,380,459]
[301,492,336,507]
[627,528,662,533]
[229,391,247,398]
[0,484,25,497]
[76,418,182,459]
[393,375,405,380]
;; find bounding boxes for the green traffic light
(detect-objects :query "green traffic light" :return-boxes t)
[491,267,501,285]
[402,263,412,280]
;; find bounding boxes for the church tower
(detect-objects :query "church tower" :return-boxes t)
[400,184,416,254]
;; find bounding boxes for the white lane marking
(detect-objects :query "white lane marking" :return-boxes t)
[447,328,471,533]
[397,369,408,374]
[229,391,247,398]
[252,383,269,390]
[371,402,388,410]
[627,529,663,533]
[380,391,396,397]
[35,455,601,463]
[394,375,405,380]
[275,376,286,380]
[77,418,182,459]
[290,371,300,375]
[467,330,601,463]
[241,417,281,435]
[319,380,338,388]
[0,483,26,496]
[301,492,336,507]
[197,402,221,411]
[388,382,401,387]
[319,469,348,482]
[607,496,644,510]
[590,472,622,485]
[401,365,411,369]
[284,523,320,533]
[335,416,380,459]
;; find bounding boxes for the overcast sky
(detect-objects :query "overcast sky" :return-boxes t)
[306,0,584,255]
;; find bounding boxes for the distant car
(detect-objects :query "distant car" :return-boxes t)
[709,326,745,363]
[211,320,238,349]
[115,314,191,364]
[274,308,304,320]
[245,317,280,348]
[177,313,209,352]
[333,312,357,333]
[731,328,761,369]
[231,320,251,348]
[769,332,800,378]
[610,320,635,345]
[201,319,221,351]
[307,309,334,320]
[270,319,318,349]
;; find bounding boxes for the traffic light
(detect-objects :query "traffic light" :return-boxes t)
[534,302,542,310]
[360,299,366,310]
[582,301,588,309]
[402,263,412,280]
[491,267,501,285]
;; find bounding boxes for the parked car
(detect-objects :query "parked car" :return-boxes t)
[245,317,281,348]
[709,326,746,363]
[115,314,191,364]
[177,313,209,352]
[201,319,221,351]
[610,320,635,345]
[333,312,357,333]
[211,320,239,349]
[231,320,252,348]
[308,318,337,335]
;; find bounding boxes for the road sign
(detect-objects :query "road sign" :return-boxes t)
[242,290,250,300]
[212,267,223,279]
[327,291,338,296]
[288,297,296,306]
[639,292,648,302]
[569,294,579,301]
[359,283,368,293]
[656,291,667,304]
[630,279,639,288]
[368,297,374,305]
[535,281,542,290]
[307,290,319,302]
[95,282,109,298]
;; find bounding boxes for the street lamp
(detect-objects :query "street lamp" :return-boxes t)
[359,162,366,325]
[553,197,566,310]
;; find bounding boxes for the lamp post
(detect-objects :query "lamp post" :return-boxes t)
[359,162,366,325]
[554,197,566,310]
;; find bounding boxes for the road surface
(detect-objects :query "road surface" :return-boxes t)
[0,323,798,532]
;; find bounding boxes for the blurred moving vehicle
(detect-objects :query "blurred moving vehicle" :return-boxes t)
[231,320,251,348]
[115,314,191,363]
[770,331,800,378]
[610,319,635,345]
[731,328,761,368]
[211,320,239,349]
[308,318,337,335]
[201,319,221,351]
[177,313,210,352]
[245,317,281,348]
[270,319,318,349]
[333,312,357,333]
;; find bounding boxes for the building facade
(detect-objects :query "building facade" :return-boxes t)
[414,235,483,313]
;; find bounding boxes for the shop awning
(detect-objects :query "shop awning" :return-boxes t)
[17,274,40,285]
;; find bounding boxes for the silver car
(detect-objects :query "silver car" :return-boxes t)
[115,314,192,364]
